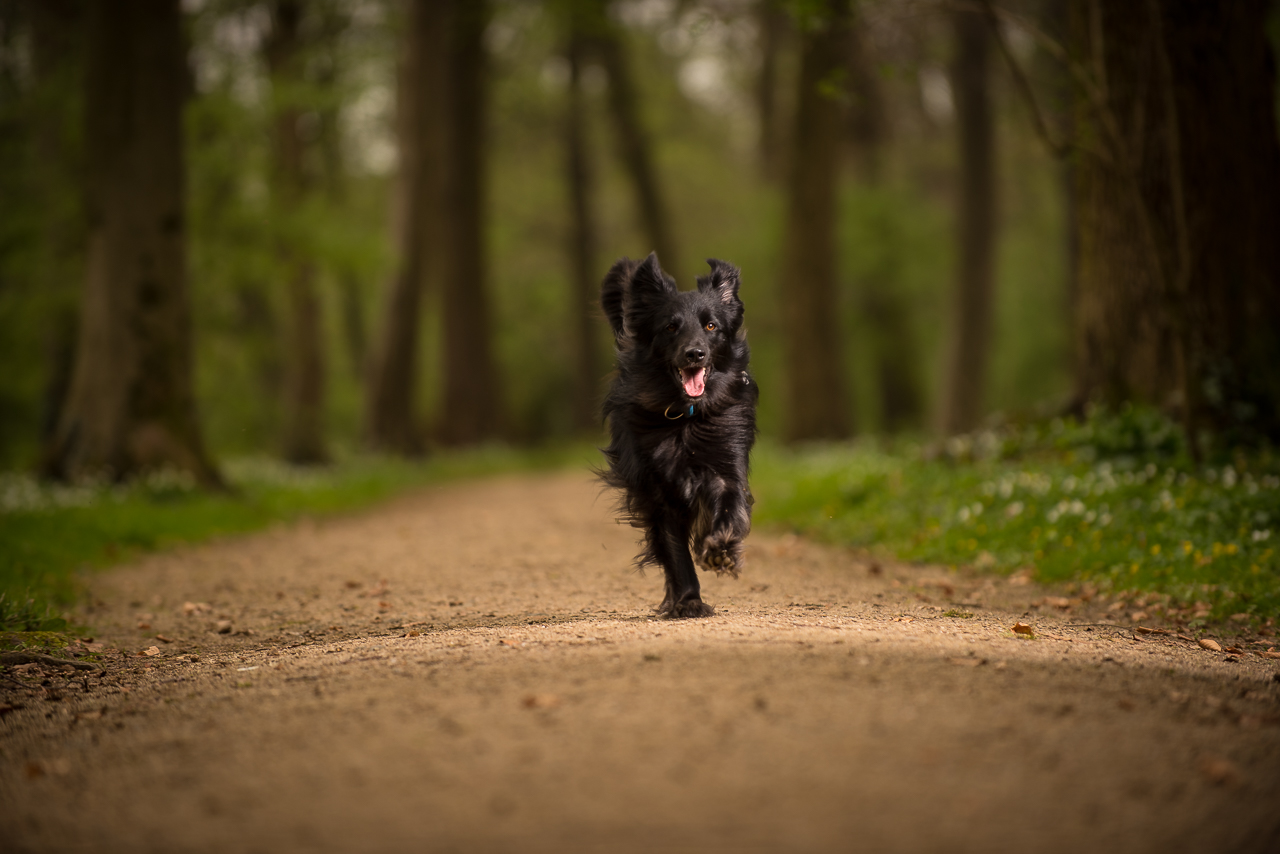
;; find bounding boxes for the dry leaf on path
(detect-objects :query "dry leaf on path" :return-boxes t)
[1259,649,1280,660]
[891,616,914,623]
[1198,638,1223,652]
[1012,622,1035,638]
[141,646,160,657]
[1197,755,1241,787]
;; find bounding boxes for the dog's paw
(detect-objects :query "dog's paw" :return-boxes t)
[656,597,715,619]
[697,533,743,578]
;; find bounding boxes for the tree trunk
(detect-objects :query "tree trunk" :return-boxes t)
[437,0,501,445]
[365,0,448,454]
[315,5,368,385]
[29,0,86,451]
[755,0,788,182]
[266,0,327,465]
[936,6,997,437]
[1073,0,1280,445]
[588,3,681,277]
[48,0,219,485]
[780,0,853,442]
[564,21,601,435]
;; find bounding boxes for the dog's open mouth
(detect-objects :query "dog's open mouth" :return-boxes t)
[680,367,706,398]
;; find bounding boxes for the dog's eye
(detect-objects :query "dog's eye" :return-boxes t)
[666,323,678,333]
[704,322,717,332]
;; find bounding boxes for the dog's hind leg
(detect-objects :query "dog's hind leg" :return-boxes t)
[650,509,714,619]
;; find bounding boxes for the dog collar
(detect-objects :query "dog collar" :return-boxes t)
[663,402,696,420]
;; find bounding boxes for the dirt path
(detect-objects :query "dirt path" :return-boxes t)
[2,471,1279,853]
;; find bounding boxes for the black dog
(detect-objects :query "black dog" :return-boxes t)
[599,253,758,618]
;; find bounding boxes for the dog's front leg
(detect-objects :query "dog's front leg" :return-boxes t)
[650,508,714,619]
[694,475,752,578]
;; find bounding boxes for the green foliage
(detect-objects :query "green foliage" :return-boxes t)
[0,444,596,626]
[753,408,1280,621]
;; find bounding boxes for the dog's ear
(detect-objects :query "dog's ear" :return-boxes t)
[600,257,635,342]
[697,258,741,308]
[624,252,677,321]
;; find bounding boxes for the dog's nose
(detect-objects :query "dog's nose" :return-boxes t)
[685,348,705,364]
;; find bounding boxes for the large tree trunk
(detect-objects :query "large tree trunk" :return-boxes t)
[936,6,997,437]
[437,0,501,445]
[842,4,921,433]
[1073,0,1280,445]
[47,0,219,485]
[780,0,852,442]
[588,3,681,277]
[754,0,788,182]
[564,22,602,436]
[364,0,448,454]
[29,0,86,450]
[266,0,327,465]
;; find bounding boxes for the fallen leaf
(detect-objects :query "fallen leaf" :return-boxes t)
[136,622,151,630]
[1198,638,1223,652]
[521,693,560,709]
[154,634,174,644]
[498,638,522,647]
[141,646,160,657]
[214,620,233,634]
[1258,649,1280,660]
[1197,755,1241,787]
[1012,622,1035,638]
[891,616,914,623]
[403,630,421,638]
[1044,596,1073,609]
[1224,646,1244,655]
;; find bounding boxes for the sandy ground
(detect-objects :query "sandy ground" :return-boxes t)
[2,470,1279,853]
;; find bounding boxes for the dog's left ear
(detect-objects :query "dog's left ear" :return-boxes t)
[697,258,742,307]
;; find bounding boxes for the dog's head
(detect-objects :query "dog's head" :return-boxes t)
[603,253,744,402]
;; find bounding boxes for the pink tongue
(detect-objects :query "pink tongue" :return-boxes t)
[683,368,706,397]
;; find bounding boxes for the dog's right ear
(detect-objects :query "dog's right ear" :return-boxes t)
[600,257,635,343]
[622,252,675,330]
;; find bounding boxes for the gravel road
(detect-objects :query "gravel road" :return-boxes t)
[3,470,1279,853]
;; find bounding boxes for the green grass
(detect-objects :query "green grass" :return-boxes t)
[752,409,1280,624]
[0,443,597,632]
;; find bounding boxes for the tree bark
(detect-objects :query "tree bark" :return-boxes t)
[588,2,681,277]
[29,0,86,450]
[48,0,219,485]
[266,0,328,465]
[936,6,997,437]
[365,0,448,454]
[437,0,502,445]
[755,0,788,182]
[780,0,853,442]
[1073,0,1280,444]
[314,4,368,386]
[564,21,602,435]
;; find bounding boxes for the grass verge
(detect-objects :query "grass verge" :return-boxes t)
[0,443,597,633]
[752,408,1279,625]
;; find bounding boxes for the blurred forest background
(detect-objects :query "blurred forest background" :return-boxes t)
[1,0,1279,482]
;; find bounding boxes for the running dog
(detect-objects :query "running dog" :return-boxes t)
[599,253,758,618]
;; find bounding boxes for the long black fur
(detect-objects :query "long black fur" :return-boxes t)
[598,253,758,618]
